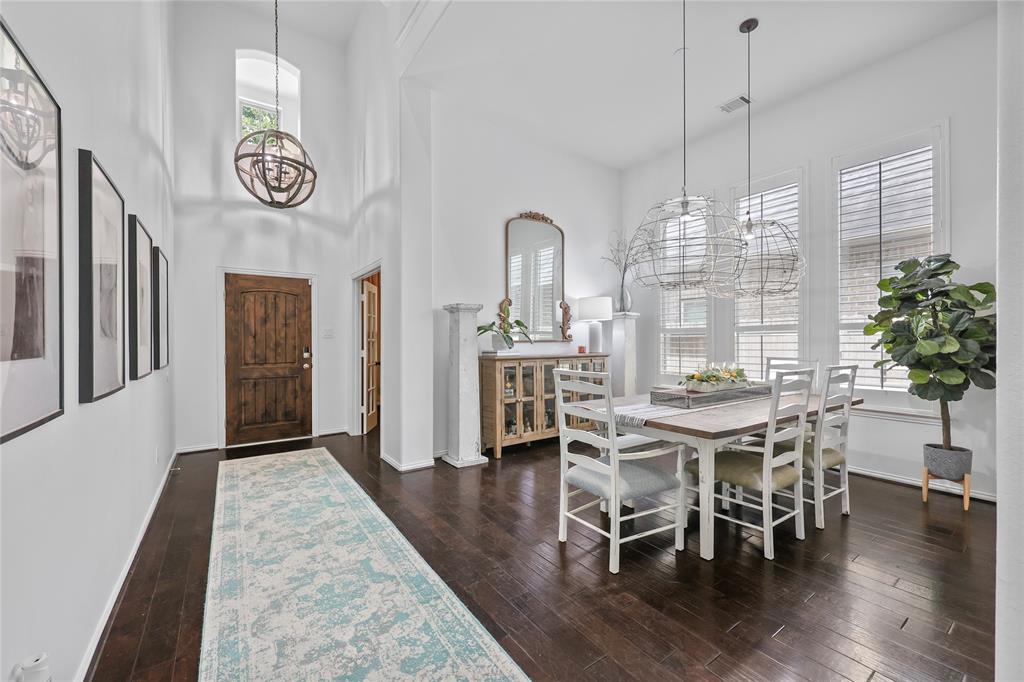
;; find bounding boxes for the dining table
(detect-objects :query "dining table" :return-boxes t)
[573,392,864,561]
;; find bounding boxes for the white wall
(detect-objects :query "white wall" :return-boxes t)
[171,2,352,451]
[342,2,407,465]
[0,2,176,680]
[622,15,998,495]
[430,94,622,455]
[995,1,1024,676]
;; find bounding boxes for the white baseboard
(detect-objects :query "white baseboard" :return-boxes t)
[318,425,350,437]
[433,449,446,459]
[73,453,176,681]
[381,451,435,472]
[848,464,995,502]
[176,442,218,455]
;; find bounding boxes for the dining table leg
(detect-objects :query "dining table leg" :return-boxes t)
[698,439,715,560]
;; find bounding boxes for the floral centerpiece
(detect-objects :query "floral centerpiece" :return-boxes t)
[681,365,749,393]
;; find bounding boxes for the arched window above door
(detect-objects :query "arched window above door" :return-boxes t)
[235,49,301,140]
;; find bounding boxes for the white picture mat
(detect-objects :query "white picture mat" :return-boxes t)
[91,162,124,396]
[0,26,62,438]
[135,224,152,376]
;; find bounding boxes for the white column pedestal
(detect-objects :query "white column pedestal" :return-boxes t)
[442,303,488,468]
[610,312,639,397]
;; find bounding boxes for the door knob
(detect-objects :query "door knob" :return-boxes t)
[303,363,310,369]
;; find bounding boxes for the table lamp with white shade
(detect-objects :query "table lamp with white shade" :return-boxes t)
[576,296,614,353]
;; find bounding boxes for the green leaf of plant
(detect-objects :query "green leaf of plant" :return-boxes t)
[934,368,966,385]
[937,336,960,353]
[969,368,996,389]
[897,257,922,275]
[915,338,941,356]
[878,295,897,309]
[908,368,932,384]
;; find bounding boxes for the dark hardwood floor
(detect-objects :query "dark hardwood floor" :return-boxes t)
[86,432,995,681]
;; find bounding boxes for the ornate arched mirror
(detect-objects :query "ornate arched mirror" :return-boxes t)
[504,211,570,342]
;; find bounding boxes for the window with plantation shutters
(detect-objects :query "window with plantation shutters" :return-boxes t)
[508,254,522,322]
[659,288,708,376]
[530,246,554,334]
[733,183,800,380]
[838,146,934,389]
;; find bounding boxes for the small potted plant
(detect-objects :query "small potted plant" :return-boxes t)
[682,365,749,393]
[865,254,996,495]
[478,300,532,352]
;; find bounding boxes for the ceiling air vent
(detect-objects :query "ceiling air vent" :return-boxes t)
[718,94,751,114]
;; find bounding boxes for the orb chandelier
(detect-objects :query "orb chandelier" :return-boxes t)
[633,0,746,292]
[709,18,804,298]
[0,53,57,171]
[233,0,317,209]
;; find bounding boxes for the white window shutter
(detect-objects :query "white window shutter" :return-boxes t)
[838,146,934,389]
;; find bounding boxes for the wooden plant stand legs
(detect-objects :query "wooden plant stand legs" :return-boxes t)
[922,468,972,511]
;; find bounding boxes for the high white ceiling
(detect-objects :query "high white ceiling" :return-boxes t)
[236,0,366,45]
[409,1,995,169]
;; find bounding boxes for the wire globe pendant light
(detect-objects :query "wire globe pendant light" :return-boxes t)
[710,18,804,298]
[233,0,317,209]
[633,0,746,292]
[0,53,56,171]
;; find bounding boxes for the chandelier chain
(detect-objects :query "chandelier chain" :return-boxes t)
[274,0,280,124]
[746,25,751,214]
[681,0,687,191]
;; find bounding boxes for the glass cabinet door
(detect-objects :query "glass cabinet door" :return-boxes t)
[502,364,518,400]
[503,402,519,439]
[522,363,536,400]
[501,363,520,440]
[540,361,558,433]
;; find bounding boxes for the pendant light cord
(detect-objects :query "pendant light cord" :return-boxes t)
[274,0,280,125]
[681,0,687,192]
[746,26,751,217]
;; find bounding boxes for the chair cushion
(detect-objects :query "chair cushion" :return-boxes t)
[747,439,846,470]
[803,446,845,470]
[683,451,800,491]
[566,455,680,500]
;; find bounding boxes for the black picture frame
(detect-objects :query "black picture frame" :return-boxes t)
[128,214,153,380]
[153,246,169,370]
[78,149,125,403]
[1,18,65,443]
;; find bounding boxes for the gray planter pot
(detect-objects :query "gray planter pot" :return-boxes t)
[923,444,973,481]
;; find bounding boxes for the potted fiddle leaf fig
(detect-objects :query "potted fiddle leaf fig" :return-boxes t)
[477,300,532,352]
[865,254,996,484]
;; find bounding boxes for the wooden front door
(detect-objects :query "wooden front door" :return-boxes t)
[361,275,380,432]
[225,273,312,446]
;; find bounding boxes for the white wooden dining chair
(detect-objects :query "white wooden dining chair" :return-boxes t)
[762,365,858,529]
[765,357,821,389]
[553,368,686,574]
[684,368,814,560]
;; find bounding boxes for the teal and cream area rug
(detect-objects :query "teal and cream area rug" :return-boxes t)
[199,448,526,681]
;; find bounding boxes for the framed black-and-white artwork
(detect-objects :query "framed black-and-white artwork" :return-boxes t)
[1,19,64,443]
[128,215,153,379]
[79,149,125,402]
[153,246,169,370]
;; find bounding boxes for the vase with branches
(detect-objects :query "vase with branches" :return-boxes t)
[602,228,646,313]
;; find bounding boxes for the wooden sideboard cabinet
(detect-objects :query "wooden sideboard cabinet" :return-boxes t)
[480,353,608,459]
